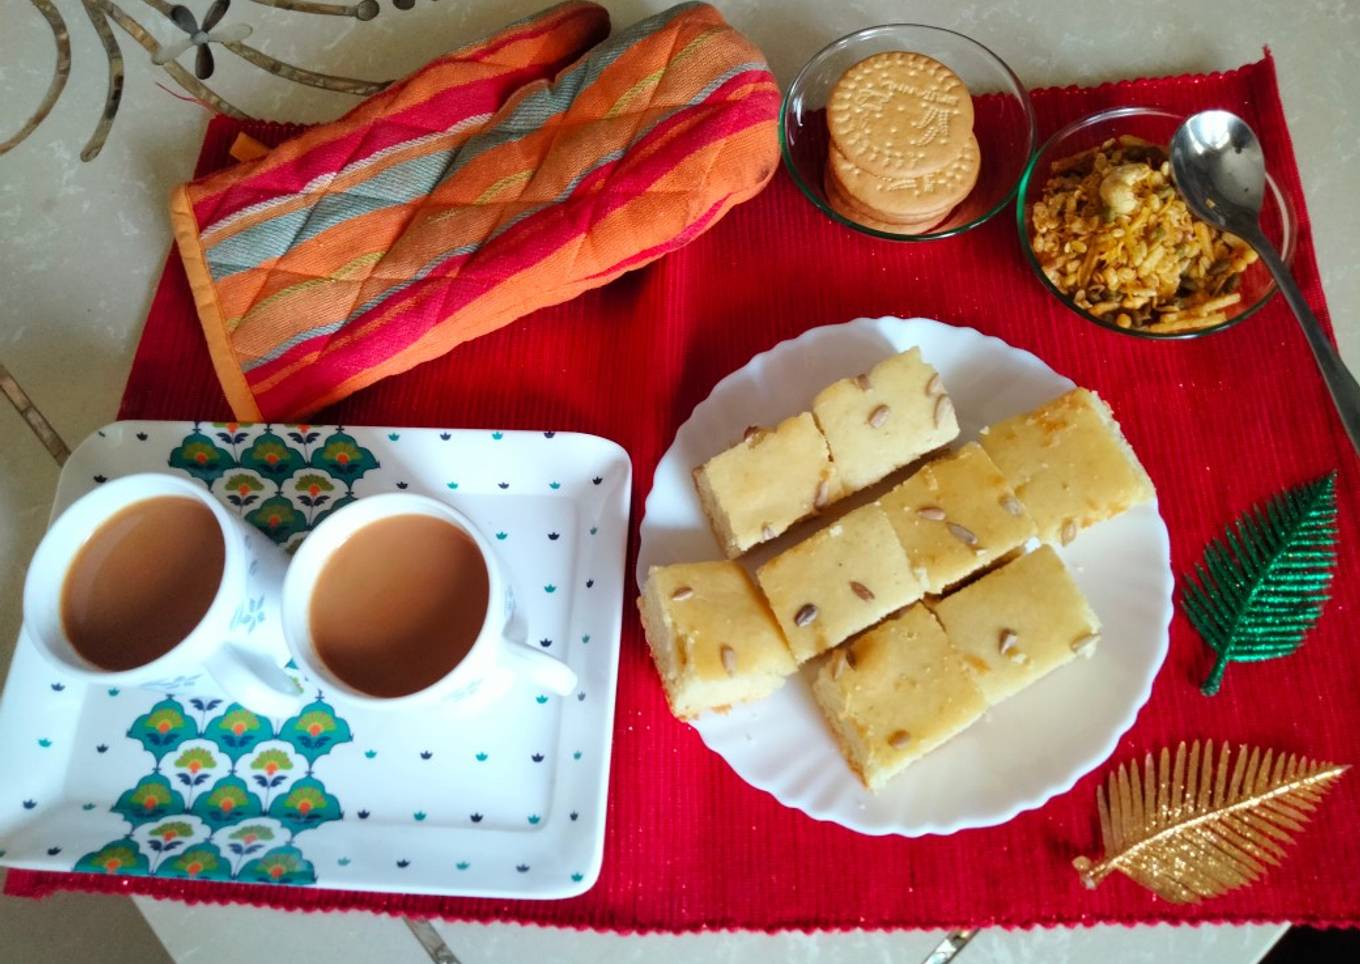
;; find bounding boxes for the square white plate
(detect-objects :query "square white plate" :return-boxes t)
[0,422,630,898]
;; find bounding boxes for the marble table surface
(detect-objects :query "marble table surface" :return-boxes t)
[2,0,1354,960]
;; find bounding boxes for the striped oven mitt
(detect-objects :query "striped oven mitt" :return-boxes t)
[170,1,780,420]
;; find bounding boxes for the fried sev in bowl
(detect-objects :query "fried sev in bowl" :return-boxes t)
[1017,107,1296,340]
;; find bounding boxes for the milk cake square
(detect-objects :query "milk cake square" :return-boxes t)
[693,413,842,558]
[811,604,987,791]
[638,562,797,720]
[756,502,924,663]
[812,348,959,492]
[930,546,1101,705]
[879,442,1037,594]
[978,388,1155,545]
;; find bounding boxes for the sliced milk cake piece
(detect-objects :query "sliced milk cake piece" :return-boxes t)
[811,603,988,792]
[811,347,960,493]
[978,388,1155,545]
[880,442,1038,595]
[693,412,843,558]
[756,502,924,664]
[638,561,797,720]
[930,546,1101,705]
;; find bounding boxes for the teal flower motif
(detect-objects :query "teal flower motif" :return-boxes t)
[549,481,561,490]
[202,705,274,762]
[280,699,353,765]
[112,774,185,828]
[310,431,379,484]
[413,811,427,822]
[571,872,584,882]
[582,635,591,643]
[212,421,253,447]
[495,531,507,540]
[157,842,229,881]
[446,481,459,490]
[248,748,295,804]
[475,752,488,762]
[240,430,305,487]
[544,584,557,594]
[294,472,336,523]
[491,431,503,440]
[589,527,598,535]
[142,820,196,870]
[239,845,316,885]
[527,815,540,825]
[268,776,342,835]
[573,751,582,760]
[535,695,548,705]
[364,749,377,759]
[73,841,149,877]
[223,472,265,511]
[168,430,235,486]
[245,496,307,545]
[455,861,470,871]
[37,738,51,748]
[173,747,217,772]
[127,698,198,760]
[387,432,400,441]
[286,425,321,448]
[172,746,219,801]
[190,775,263,830]
[223,823,274,867]
[337,856,351,866]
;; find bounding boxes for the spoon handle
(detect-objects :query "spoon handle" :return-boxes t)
[1245,227,1360,457]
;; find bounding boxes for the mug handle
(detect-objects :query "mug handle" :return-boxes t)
[500,642,577,695]
[205,643,305,717]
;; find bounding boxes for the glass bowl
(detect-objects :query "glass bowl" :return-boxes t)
[780,24,1037,241]
[1017,106,1297,339]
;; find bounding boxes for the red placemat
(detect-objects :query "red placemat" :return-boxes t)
[9,52,1359,930]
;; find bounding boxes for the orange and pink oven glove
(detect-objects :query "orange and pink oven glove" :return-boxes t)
[169,1,780,420]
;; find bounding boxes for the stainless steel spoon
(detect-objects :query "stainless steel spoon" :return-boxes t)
[1170,109,1360,455]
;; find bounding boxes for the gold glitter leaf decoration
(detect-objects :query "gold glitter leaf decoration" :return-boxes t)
[1072,740,1347,903]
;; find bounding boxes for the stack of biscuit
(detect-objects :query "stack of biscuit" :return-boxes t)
[824,51,980,234]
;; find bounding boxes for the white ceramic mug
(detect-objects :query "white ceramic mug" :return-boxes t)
[280,493,576,711]
[22,472,304,716]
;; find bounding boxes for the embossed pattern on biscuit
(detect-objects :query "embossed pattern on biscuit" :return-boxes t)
[827,52,975,178]
[830,136,979,218]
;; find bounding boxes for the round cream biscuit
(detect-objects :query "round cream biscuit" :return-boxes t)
[829,136,979,221]
[828,51,975,179]
[824,170,947,235]
[824,164,954,226]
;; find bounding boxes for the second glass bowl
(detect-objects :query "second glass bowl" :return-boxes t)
[1017,106,1296,339]
[780,24,1037,241]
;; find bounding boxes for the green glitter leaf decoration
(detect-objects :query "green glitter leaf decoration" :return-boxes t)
[1182,473,1338,696]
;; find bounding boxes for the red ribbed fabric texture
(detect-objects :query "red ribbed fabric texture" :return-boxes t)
[9,52,1358,930]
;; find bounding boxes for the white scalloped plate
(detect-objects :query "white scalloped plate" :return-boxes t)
[636,317,1171,837]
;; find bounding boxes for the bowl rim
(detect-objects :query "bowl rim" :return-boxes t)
[779,22,1038,242]
[1015,105,1297,340]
